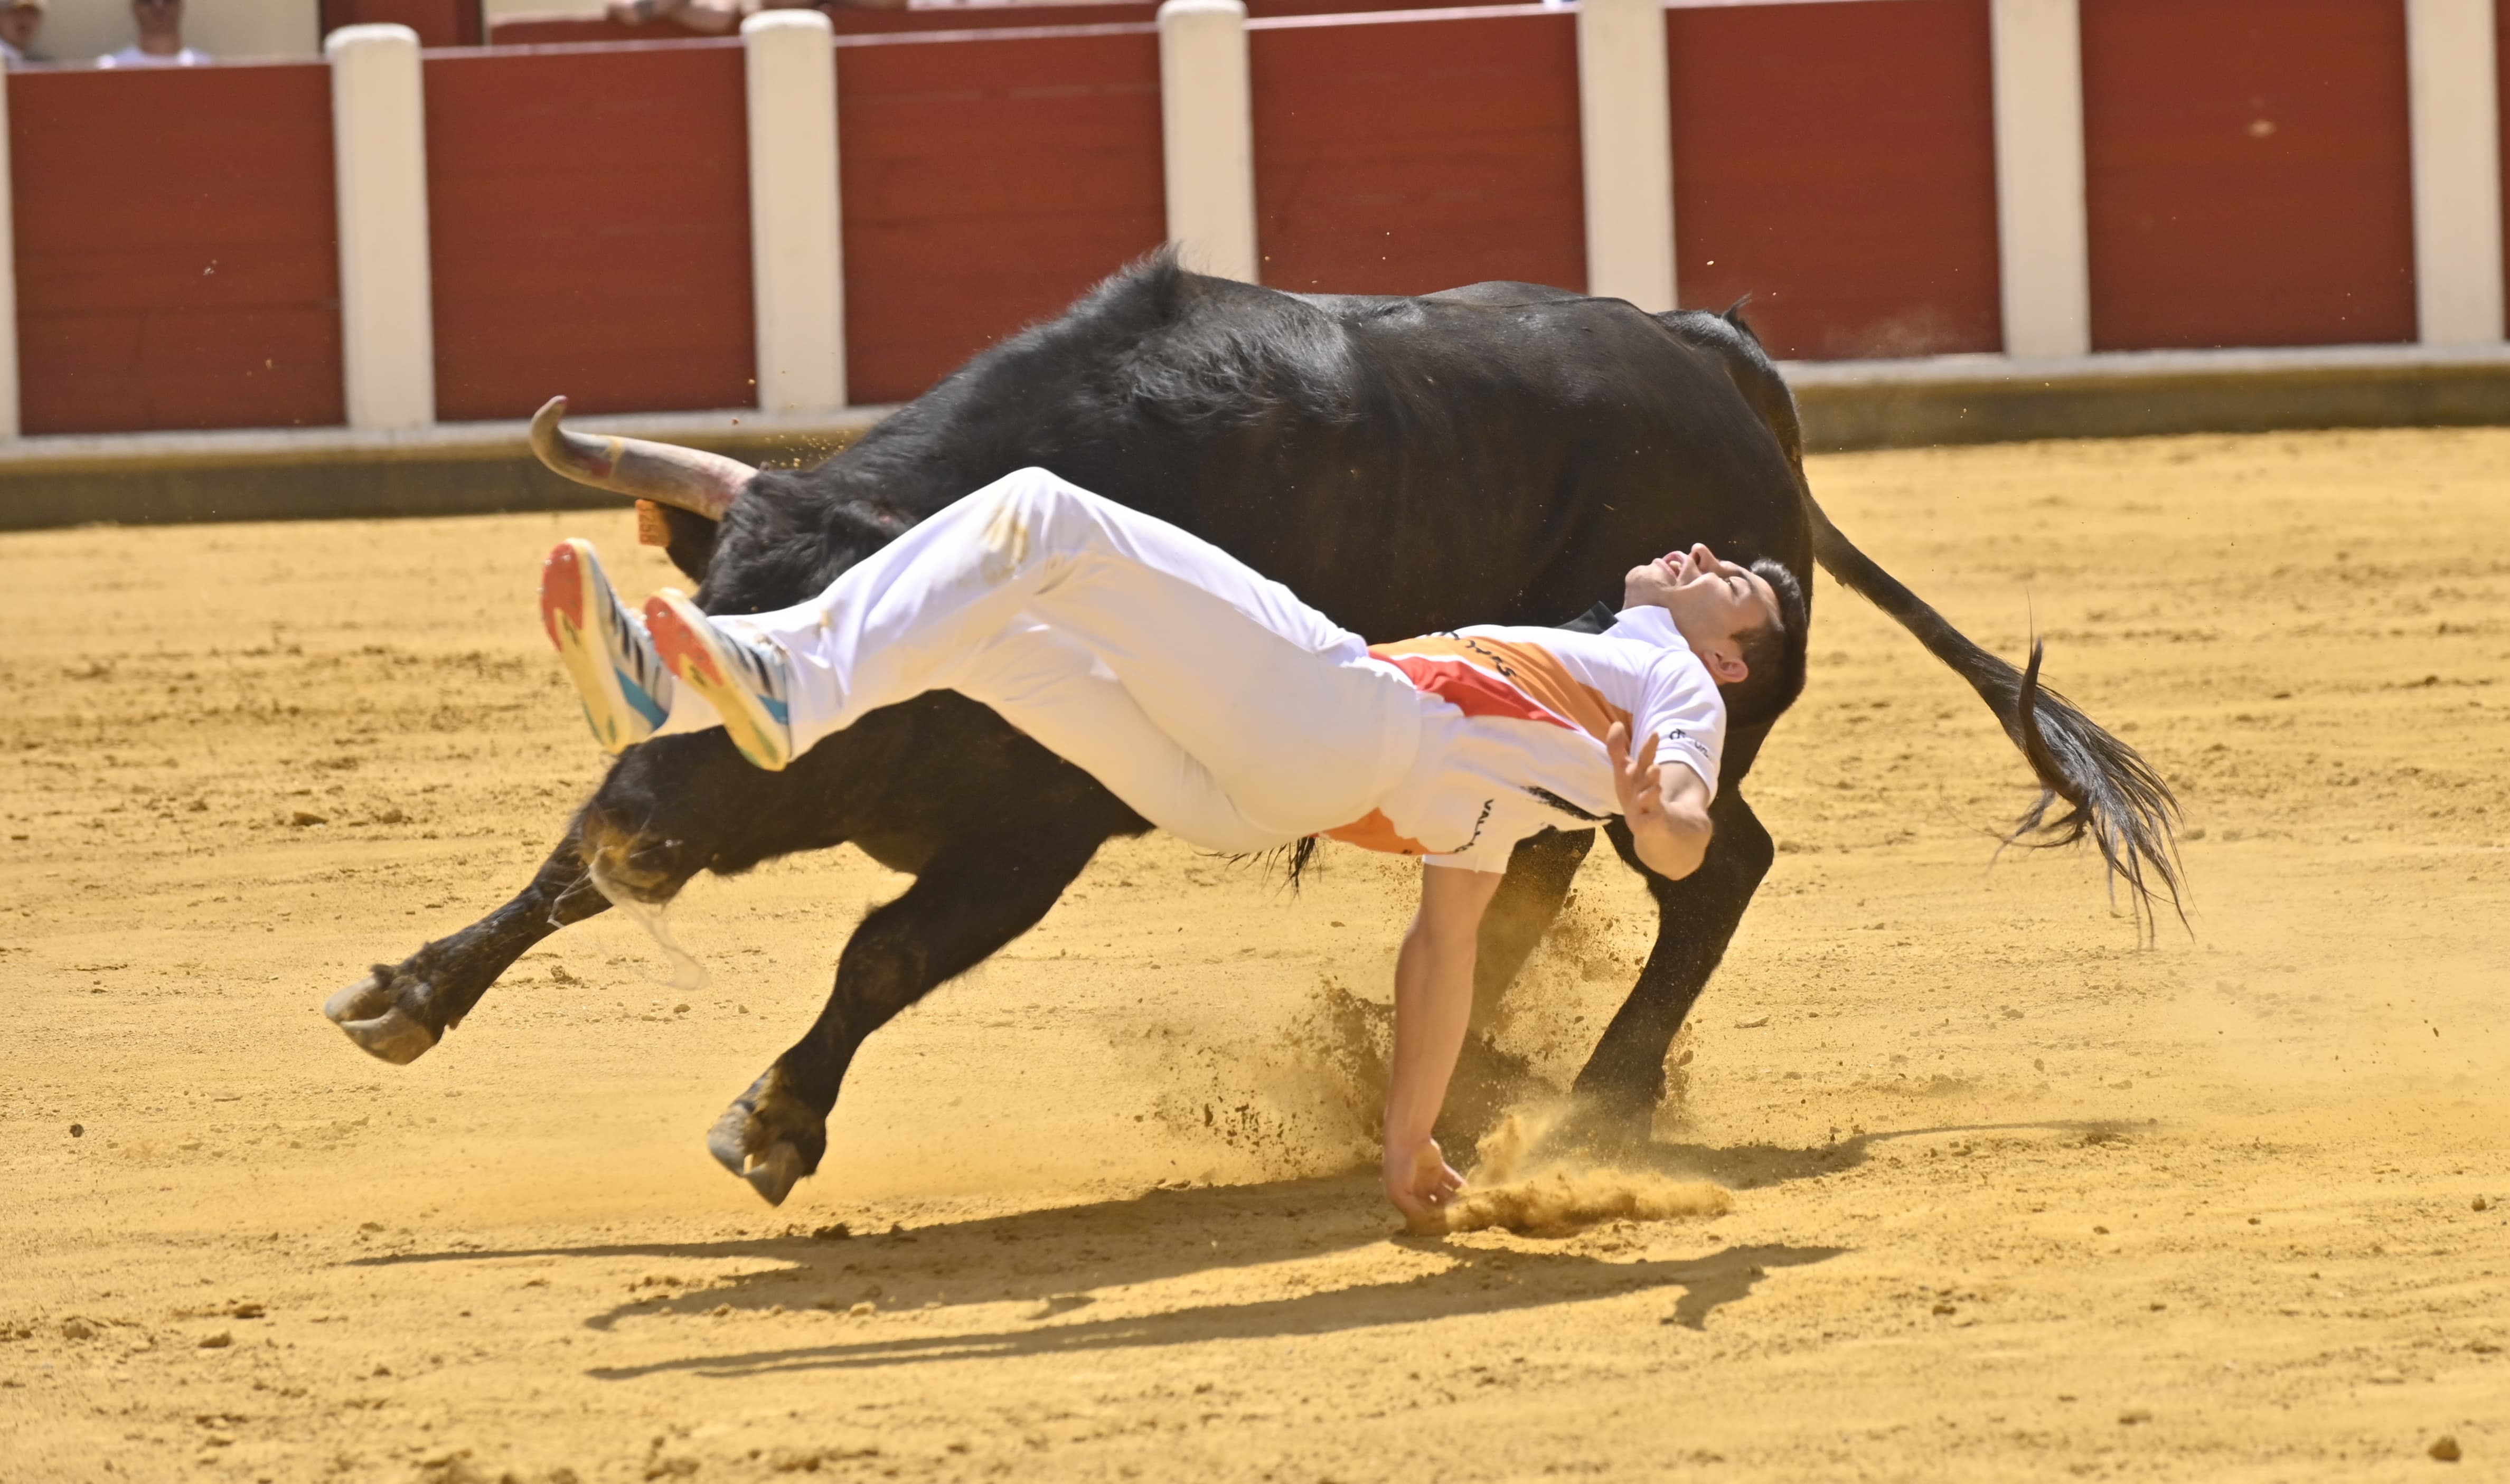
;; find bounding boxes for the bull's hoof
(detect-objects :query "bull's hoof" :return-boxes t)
[322,975,440,1066]
[706,1071,824,1207]
[1540,1094,1653,1162]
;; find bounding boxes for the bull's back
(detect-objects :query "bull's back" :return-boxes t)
[1058,281,1810,639]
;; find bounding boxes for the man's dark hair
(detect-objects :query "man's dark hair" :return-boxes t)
[1718,558,1809,729]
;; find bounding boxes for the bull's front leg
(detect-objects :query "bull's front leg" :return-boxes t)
[322,827,617,1064]
[1568,786,1775,1139]
[322,731,775,1064]
[1471,828,1596,1028]
[708,836,1105,1205]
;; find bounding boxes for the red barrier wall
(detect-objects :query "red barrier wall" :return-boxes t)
[2082,0,2415,351]
[837,31,1164,404]
[422,43,756,421]
[1248,12,1583,296]
[8,65,344,436]
[488,0,1509,48]
[1667,0,2000,361]
[324,0,483,48]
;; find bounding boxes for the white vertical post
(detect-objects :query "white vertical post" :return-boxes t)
[0,64,18,441]
[1577,0,1677,311]
[745,8,847,412]
[326,24,437,430]
[2406,0,2506,346]
[1158,0,1259,282]
[1989,0,2092,358]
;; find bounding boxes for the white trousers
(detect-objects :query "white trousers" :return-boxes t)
[653,468,1422,854]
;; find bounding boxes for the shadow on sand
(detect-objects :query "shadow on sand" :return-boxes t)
[344,1114,2137,1366]
[581,1239,1842,1378]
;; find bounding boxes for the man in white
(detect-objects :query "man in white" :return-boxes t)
[540,467,1790,1225]
[97,0,206,66]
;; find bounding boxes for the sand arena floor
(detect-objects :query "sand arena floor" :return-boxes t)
[3,427,2507,1482]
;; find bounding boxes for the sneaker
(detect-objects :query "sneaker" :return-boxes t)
[540,538,673,752]
[644,589,795,770]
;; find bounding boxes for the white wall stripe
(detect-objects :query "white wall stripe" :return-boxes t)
[327,24,438,431]
[745,8,848,413]
[1989,0,2091,358]
[1158,0,1261,282]
[2406,0,2506,346]
[1578,0,1678,311]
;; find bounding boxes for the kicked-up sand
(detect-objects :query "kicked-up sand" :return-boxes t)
[2,426,2506,1481]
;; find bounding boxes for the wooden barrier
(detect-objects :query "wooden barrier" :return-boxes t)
[1248,9,1584,296]
[3,0,2504,451]
[487,0,1511,48]
[8,64,344,436]
[835,30,1164,404]
[323,0,484,48]
[1667,0,2001,361]
[421,42,756,420]
[2083,0,2418,350]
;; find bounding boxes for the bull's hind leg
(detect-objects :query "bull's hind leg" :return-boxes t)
[1471,828,1595,1028]
[709,837,1102,1205]
[1568,787,1775,1139]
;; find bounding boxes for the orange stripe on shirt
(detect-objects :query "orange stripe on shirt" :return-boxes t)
[1371,635,1631,742]
[1321,808,1431,856]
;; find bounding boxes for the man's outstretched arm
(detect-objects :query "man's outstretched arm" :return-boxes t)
[1607,722,1715,881]
[1384,863,1505,1227]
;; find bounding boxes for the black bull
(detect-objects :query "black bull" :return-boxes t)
[323,257,2179,1204]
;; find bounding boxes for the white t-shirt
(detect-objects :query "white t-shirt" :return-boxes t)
[1323,605,1726,873]
[99,45,211,67]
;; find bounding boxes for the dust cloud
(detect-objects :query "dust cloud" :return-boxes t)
[1439,1103,1731,1237]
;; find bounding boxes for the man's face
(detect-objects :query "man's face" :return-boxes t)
[1624,543,1781,683]
[133,0,179,38]
[0,3,41,50]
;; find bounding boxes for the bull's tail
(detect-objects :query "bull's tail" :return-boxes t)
[1807,497,2184,935]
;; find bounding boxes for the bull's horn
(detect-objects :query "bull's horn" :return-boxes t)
[528,396,755,521]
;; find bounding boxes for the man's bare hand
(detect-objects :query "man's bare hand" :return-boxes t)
[1383,1137,1465,1233]
[1606,721,1665,833]
[1606,721,1712,880]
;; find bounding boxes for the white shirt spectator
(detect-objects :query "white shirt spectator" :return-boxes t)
[99,43,208,65]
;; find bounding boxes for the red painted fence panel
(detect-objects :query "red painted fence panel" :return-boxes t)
[1667,0,2001,361]
[324,0,483,48]
[423,42,756,421]
[2082,0,2416,351]
[9,64,343,436]
[1248,11,1584,296]
[836,31,1165,405]
[489,1,1511,49]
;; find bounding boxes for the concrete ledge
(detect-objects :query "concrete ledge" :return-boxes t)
[4,344,2508,531]
[1787,342,2510,452]
[0,405,894,531]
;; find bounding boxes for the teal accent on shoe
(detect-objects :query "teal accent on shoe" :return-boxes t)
[617,666,669,729]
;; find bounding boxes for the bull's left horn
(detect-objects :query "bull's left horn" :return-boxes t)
[529,396,755,521]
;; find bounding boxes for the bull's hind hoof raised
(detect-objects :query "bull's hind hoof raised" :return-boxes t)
[706,1070,823,1206]
[322,975,440,1066]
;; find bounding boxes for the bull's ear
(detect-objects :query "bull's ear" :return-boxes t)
[651,502,720,583]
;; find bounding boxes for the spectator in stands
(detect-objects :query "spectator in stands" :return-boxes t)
[98,0,209,67]
[1,0,45,66]
[604,0,897,36]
